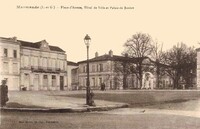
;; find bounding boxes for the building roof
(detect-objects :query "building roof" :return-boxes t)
[196,48,200,52]
[18,40,65,52]
[67,61,78,66]
[0,37,19,44]
[78,54,136,64]
[78,53,171,69]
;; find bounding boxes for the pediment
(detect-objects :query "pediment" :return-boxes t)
[40,40,50,51]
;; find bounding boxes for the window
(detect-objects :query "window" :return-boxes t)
[96,64,103,72]
[52,75,56,79]
[4,48,8,57]
[43,58,47,68]
[96,64,98,72]
[3,62,9,73]
[43,75,48,79]
[99,78,102,86]
[13,78,19,90]
[48,58,52,68]
[83,66,87,73]
[43,75,48,87]
[13,63,18,73]
[100,64,103,72]
[24,56,29,67]
[13,50,17,58]
[52,59,56,68]
[56,60,59,68]
[92,78,95,86]
[60,60,64,70]
[92,65,95,72]
[34,57,38,67]
[31,56,38,67]
[52,75,56,87]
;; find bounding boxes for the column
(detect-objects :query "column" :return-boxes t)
[48,74,52,90]
[39,74,43,90]
[30,73,34,90]
[20,73,24,90]
[64,75,67,90]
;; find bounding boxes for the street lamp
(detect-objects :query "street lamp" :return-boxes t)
[84,34,92,105]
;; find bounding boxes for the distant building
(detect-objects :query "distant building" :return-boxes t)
[0,37,20,90]
[67,61,78,90]
[78,50,137,90]
[19,39,67,91]
[77,50,173,90]
[196,48,200,89]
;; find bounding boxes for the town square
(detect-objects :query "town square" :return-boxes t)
[1,0,200,129]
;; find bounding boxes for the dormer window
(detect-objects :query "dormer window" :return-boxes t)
[44,43,47,47]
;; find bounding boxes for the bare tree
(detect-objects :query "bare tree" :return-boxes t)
[180,47,196,89]
[162,43,196,89]
[113,54,135,89]
[123,33,153,88]
[151,40,165,88]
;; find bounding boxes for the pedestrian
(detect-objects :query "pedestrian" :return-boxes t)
[89,90,95,106]
[100,83,103,91]
[102,82,106,91]
[0,79,9,107]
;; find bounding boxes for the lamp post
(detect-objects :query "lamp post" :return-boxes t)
[84,34,91,105]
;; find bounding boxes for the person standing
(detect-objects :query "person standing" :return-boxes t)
[102,82,106,91]
[0,79,9,107]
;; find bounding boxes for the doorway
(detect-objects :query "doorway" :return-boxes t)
[60,76,64,90]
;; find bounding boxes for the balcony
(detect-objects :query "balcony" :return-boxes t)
[30,66,63,73]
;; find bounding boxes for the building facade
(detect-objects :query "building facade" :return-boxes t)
[19,39,67,91]
[196,48,200,89]
[0,37,68,91]
[67,61,78,90]
[78,50,137,90]
[0,37,20,90]
[78,50,174,90]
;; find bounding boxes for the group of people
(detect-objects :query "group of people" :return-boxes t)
[0,79,9,107]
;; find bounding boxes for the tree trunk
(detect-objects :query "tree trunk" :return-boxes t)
[156,63,160,88]
[123,75,127,89]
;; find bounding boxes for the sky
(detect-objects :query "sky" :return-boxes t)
[0,0,200,62]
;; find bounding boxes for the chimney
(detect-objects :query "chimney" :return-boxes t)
[12,37,17,42]
[95,52,99,57]
[109,50,113,57]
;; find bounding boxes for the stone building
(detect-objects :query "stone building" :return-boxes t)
[196,48,200,89]
[78,50,174,90]
[78,50,138,90]
[19,39,68,91]
[67,61,78,90]
[0,37,20,90]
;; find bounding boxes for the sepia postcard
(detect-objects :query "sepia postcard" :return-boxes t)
[0,0,200,129]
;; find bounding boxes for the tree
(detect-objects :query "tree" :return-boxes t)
[151,40,165,88]
[162,43,196,89]
[180,47,196,89]
[123,33,153,88]
[114,54,135,89]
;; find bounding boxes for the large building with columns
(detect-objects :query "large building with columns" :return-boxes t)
[0,36,68,91]
[19,39,67,91]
